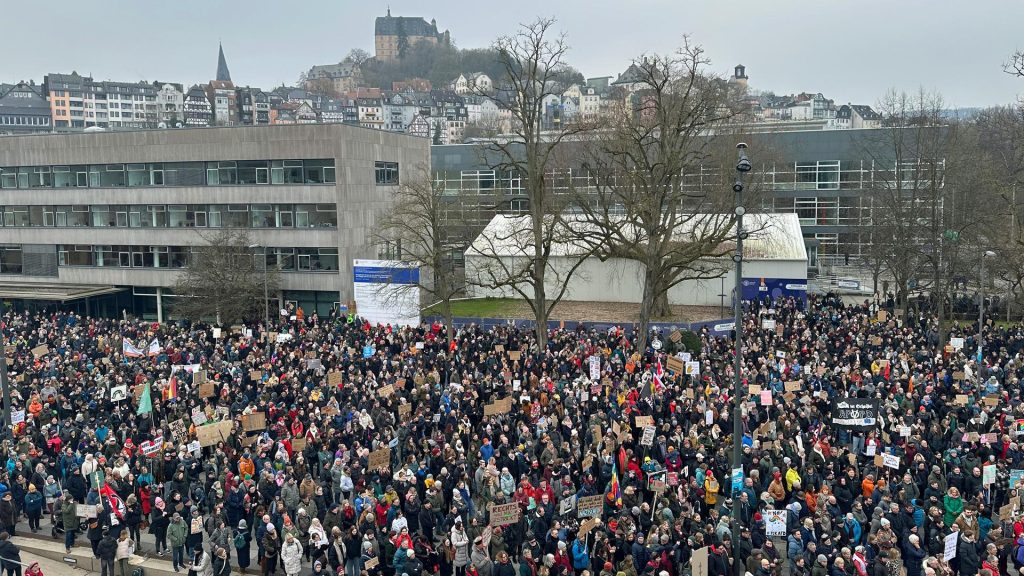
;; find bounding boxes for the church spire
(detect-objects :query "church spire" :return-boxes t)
[216,42,232,83]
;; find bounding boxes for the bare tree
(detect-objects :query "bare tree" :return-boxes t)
[173,229,279,325]
[346,49,371,67]
[372,165,473,344]
[466,18,597,348]
[575,40,756,347]
[860,89,966,341]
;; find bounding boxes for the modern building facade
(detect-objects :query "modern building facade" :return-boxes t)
[430,127,944,285]
[0,124,429,319]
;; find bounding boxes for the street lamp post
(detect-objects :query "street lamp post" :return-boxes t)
[732,143,751,576]
[979,250,996,384]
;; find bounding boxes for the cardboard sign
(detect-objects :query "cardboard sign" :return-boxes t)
[31,344,49,357]
[195,420,233,447]
[484,397,513,416]
[378,384,395,398]
[985,395,1000,407]
[494,344,504,353]
[199,383,215,398]
[367,447,391,471]
[749,385,762,395]
[398,403,412,419]
[328,371,342,386]
[873,454,885,467]
[241,412,267,432]
[691,546,709,576]
[489,502,521,527]
[666,356,684,374]
[877,310,888,322]
[784,381,801,392]
[870,336,883,346]
[578,517,601,539]
[292,438,306,451]
[669,330,682,343]
[577,494,604,518]
[508,351,522,361]
[193,370,207,384]
[953,371,965,381]
[1000,503,1016,521]
[249,370,262,382]
[955,394,968,405]
[635,415,654,428]
[364,557,379,571]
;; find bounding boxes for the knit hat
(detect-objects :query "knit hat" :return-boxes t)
[238,520,247,530]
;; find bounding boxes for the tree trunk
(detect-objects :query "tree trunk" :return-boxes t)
[651,291,671,318]
[533,218,548,349]
[636,266,659,350]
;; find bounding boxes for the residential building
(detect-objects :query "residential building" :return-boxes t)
[236,87,270,126]
[0,81,52,134]
[154,82,184,127]
[835,104,882,129]
[317,98,349,124]
[406,114,430,139]
[206,81,236,125]
[304,60,361,95]
[392,79,431,92]
[100,81,159,129]
[451,72,493,95]
[0,124,429,319]
[272,101,317,125]
[182,85,213,127]
[43,72,100,130]
[383,92,419,131]
[374,9,449,62]
[357,98,384,130]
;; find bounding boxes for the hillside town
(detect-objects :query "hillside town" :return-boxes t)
[0,12,881,144]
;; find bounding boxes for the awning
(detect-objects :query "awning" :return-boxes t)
[0,283,125,302]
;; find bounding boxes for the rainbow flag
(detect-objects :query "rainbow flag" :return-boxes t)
[607,460,622,507]
[1012,419,1024,437]
[163,376,179,402]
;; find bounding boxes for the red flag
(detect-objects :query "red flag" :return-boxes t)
[99,483,126,520]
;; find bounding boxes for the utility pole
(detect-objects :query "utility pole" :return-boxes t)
[0,334,10,430]
[979,250,996,385]
[731,143,751,576]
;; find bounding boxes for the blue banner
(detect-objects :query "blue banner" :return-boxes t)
[740,277,808,304]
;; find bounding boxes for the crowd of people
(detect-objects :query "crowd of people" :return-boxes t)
[0,293,1020,576]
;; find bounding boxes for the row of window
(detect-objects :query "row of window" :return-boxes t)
[0,116,50,126]
[56,245,339,272]
[0,159,337,189]
[0,204,338,229]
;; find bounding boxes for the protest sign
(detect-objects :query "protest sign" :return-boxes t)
[31,344,49,358]
[640,426,656,446]
[249,370,262,382]
[634,415,654,428]
[882,453,901,469]
[10,410,25,425]
[489,503,521,527]
[191,408,208,426]
[141,436,163,456]
[666,356,684,374]
[559,496,575,516]
[578,517,601,539]
[195,420,232,447]
[983,464,997,486]
[292,438,306,451]
[199,383,215,398]
[378,384,395,398]
[943,532,958,561]
[241,412,267,432]
[328,371,342,386]
[831,398,878,430]
[577,495,604,518]
[691,547,709,576]
[367,447,391,471]
[76,504,98,518]
[765,509,786,536]
[187,441,201,455]
[589,356,601,381]
[398,403,412,419]
[509,351,522,361]
[955,394,968,405]
[364,558,379,571]
[484,397,513,416]
[760,390,772,406]
[749,384,762,395]
[784,381,801,392]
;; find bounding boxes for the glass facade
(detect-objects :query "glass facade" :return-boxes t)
[56,245,340,272]
[0,159,336,189]
[0,203,337,229]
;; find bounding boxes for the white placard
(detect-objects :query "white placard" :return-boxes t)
[212,328,222,339]
[187,441,201,455]
[680,352,692,362]
[765,509,787,536]
[950,337,964,351]
[983,464,997,486]
[705,410,713,425]
[353,259,420,327]
[762,319,776,330]
[245,329,253,338]
[943,532,958,560]
[275,333,292,343]
[686,361,700,375]
[110,385,128,402]
[10,410,24,425]
[882,453,901,469]
[899,426,911,437]
[775,351,786,359]
[589,356,601,381]
[865,444,877,457]
[641,426,656,446]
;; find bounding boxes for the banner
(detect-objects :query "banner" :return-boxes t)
[831,398,879,430]
[741,277,808,304]
[353,259,420,327]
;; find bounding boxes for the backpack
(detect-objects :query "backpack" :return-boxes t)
[1015,539,1024,565]
[131,568,145,576]
[234,532,247,549]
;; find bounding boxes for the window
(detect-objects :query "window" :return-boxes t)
[0,246,23,274]
[237,160,269,185]
[375,161,399,185]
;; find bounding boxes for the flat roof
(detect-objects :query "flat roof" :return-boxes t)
[0,283,124,302]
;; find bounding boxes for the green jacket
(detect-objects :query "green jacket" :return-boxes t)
[168,520,188,547]
[61,500,78,531]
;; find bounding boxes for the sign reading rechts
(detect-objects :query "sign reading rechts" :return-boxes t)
[489,503,521,527]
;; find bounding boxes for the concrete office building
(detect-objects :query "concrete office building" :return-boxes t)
[0,124,429,319]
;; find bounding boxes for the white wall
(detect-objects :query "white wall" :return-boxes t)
[465,255,807,307]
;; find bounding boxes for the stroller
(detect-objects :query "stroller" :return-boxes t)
[50,508,88,538]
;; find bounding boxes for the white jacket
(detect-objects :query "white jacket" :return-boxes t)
[191,551,213,576]
[281,540,303,575]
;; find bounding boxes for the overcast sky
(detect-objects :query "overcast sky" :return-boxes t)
[4,0,1021,109]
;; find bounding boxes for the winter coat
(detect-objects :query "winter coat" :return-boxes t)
[191,551,214,576]
[0,539,20,570]
[116,537,134,560]
[23,491,43,516]
[452,527,471,567]
[97,535,118,561]
[213,554,232,576]
[281,539,304,575]
[168,519,188,547]
[62,499,79,531]
[0,500,16,527]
